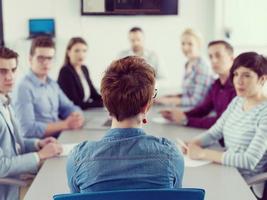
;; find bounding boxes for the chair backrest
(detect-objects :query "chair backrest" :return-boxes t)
[53,188,205,200]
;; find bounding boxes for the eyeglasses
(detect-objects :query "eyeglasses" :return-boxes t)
[36,55,54,63]
[153,88,158,99]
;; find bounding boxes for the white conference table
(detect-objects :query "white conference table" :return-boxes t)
[24,107,257,200]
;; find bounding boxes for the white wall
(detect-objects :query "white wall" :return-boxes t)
[3,0,215,94]
[214,0,267,53]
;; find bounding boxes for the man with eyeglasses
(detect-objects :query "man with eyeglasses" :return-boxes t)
[12,36,84,139]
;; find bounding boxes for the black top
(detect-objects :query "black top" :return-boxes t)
[58,64,103,110]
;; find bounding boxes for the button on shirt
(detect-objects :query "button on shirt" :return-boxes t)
[67,128,184,193]
[12,70,80,138]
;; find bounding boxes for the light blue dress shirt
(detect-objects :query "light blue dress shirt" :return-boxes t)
[12,70,80,138]
[67,128,184,193]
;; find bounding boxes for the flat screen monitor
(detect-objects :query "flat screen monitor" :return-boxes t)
[81,0,178,15]
[28,19,55,38]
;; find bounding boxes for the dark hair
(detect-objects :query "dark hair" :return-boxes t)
[101,56,155,121]
[0,46,19,65]
[230,52,267,82]
[208,40,234,55]
[30,36,55,56]
[63,37,87,66]
[129,27,143,33]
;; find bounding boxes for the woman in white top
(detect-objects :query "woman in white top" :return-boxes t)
[58,37,103,110]
[184,52,267,199]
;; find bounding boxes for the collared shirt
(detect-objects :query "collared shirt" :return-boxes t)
[118,49,164,78]
[0,94,40,200]
[12,70,80,138]
[185,78,236,129]
[180,58,214,110]
[0,93,40,162]
[67,128,184,193]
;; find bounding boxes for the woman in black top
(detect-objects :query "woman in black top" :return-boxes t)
[58,37,103,110]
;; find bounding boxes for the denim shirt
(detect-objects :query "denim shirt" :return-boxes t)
[66,128,184,193]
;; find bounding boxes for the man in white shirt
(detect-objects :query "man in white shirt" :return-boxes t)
[118,27,164,78]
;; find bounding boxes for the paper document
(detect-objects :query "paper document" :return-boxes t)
[60,143,79,157]
[184,155,211,167]
[151,117,170,124]
[175,138,211,167]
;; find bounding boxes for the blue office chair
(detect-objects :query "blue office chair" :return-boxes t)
[53,188,205,200]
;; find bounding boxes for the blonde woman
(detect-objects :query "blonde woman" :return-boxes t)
[156,28,213,110]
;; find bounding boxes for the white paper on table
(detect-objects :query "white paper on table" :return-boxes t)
[60,143,79,157]
[151,117,170,124]
[184,155,211,167]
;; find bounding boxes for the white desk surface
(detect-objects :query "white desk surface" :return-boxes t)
[24,107,257,200]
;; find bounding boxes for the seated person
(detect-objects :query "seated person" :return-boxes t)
[58,37,103,110]
[118,27,164,79]
[184,52,267,199]
[67,56,184,193]
[12,36,84,139]
[160,40,236,129]
[0,47,62,200]
[155,28,213,110]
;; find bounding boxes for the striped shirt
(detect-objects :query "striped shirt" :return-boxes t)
[180,57,213,110]
[198,96,267,179]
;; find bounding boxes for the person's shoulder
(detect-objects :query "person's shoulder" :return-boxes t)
[258,99,267,114]
[59,64,74,74]
[16,74,34,90]
[145,49,157,56]
[70,140,98,160]
[227,96,241,109]
[118,49,131,58]
[196,57,209,67]
[211,78,221,87]
[144,134,182,156]
[81,65,89,74]
[47,77,62,91]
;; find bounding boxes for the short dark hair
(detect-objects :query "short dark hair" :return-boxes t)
[30,36,55,56]
[101,56,156,121]
[129,27,143,33]
[0,46,19,65]
[230,52,267,82]
[208,40,234,55]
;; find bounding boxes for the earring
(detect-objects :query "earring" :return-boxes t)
[142,118,147,124]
